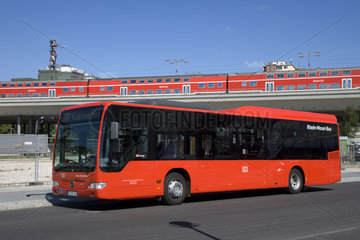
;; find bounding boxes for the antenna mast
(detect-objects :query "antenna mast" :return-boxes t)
[49,40,58,70]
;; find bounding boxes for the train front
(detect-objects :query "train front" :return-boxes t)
[52,105,105,198]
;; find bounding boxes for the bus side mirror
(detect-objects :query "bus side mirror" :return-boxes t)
[111,122,119,140]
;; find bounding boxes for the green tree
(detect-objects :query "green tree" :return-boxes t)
[339,105,359,138]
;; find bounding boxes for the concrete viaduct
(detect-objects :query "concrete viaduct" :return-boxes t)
[0,88,359,135]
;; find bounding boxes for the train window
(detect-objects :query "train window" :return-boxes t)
[122,80,128,84]
[147,90,154,94]
[1,94,6,98]
[183,78,190,82]
[25,83,32,87]
[1,84,8,87]
[33,83,40,87]
[41,83,48,87]
[32,93,39,97]
[298,73,306,77]
[100,86,105,91]
[198,83,206,88]
[174,78,181,82]
[156,79,163,83]
[10,84,16,87]
[276,85,285,90]
[217,82,223,88]
[241,81,247,87]
[71,87,76,92]
[342,70,351,75]
[79,87,84,92]
[17,83,24,87]
[9,94,15,98]
[319,84,328,89]
[267,74,274,78]
[139,80,145,84]
[63,88,69,92]
[130,79,137,84]
[129,90,136,95]
[208,83,215,88]
[24,93,30,98]
[309,72,317,77]
[147,79,154,83]
[49,82,56,86]
[155,89,163,94]
[277,74,285,78]
[331,83,340,88]
[165,78,172,83]
[249,81,257,86]
[287,73,295,78]
[107,86,113,91]
[16,93,23,98]
[138,90,145,95]
[41,93,47,97]
[309,84,317,89]
[298,84,306,90]
[319,72,328,76]
[331,71,339,76]
[174,89,181,94]
[287,85,295,90]
[164,89,172,94]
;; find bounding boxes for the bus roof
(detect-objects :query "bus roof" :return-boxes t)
[61,101,338,125]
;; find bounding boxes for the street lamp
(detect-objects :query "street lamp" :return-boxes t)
[298,51,320,69]
[165,58,189,74]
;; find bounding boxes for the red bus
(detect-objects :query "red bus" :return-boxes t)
[52,101,341,205]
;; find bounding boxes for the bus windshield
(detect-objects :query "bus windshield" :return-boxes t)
[54,106,103,172]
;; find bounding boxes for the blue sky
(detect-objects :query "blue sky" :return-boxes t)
[0,0,359,80]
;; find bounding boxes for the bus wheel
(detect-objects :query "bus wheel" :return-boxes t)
[163,172,187,205]
[287,168,303,194]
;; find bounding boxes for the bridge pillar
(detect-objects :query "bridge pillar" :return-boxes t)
[17,115,21,135]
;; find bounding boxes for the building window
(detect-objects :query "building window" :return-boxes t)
[267,74,274,79]
[331,83,340,88]
[277,74,285,78]
[174,78,181,82]
[107,86,113,91]
[121,80,128,84]
[198,83,206,88]
[319,84,328,89]
[100,86,105,91]
[41,93,47,97]
[208,83,215,88]
[174,89,181,94]
[277,85,285,91]
[155,89,163,94]
[249,81,257,87]
[319,72,328,76]
[287,85,295,90]
[331,71,339,76]
[71,87,76,92]
[287,73,295,78]
[130,79,137,84]
[165,78,172,83]
[138,90,145,95]
[309,84,317,89]
[164,89,172,94]
[217,82,223,88]
[16,93,23,98]
[241,81,247,87]
[298,84,306,90]
[147,79,154,83]
[298,73,306,77]
[62,88,69,92]
[129,90,136,95]
[147,90,154,94]
[156,78,163,83]
[342,70,351,75]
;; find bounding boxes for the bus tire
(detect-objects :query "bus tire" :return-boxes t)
[163,172,187,205]
[287,168,303,194]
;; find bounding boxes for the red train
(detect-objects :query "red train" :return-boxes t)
[0,66,359,99]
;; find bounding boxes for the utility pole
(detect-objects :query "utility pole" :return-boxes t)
[165,58,189,74]
[298,51,320,69]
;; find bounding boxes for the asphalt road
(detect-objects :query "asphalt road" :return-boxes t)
[1,182,360,240]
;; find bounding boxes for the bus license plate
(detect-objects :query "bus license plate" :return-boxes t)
[67,191,78,197]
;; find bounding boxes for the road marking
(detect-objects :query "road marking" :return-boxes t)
[291,226,360,240]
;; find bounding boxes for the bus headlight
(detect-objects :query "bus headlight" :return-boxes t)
[53,181,60,187]
[88,182,107,189]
